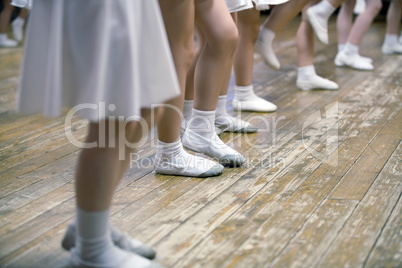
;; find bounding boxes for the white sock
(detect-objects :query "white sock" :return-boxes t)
[297,65,316,80]
[75,208,127,265]
[261,27,275,45]
[343,42,359,55]
[13,16,25,25]
[313,0,336,19]
[384,34,398,45]
[215,95,227,118]
[155,139,222,176]
[181,99,193,130]
[188,109,216,139]
[338,43,346,52]
[234,85,256,101]
[0,33,7,40]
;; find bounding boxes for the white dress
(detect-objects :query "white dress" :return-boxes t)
[17,0,180,122]
[225,0,290,12]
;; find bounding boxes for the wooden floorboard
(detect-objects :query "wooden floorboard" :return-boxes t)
[0,15,401,268]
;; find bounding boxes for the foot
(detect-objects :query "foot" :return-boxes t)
[70,246,163,268]
[255,28,280,70]
[11,19,24,42]
[382,42,402,55]
[232,95,277,113]
[155,150,224,178]
[182,128,245,167]
[335,52,372,67]
[306,6,329,44]
[296,75,338,91]
[62,223,157,260]
[0,36,18,47]
[215,114,258,133]
[334,50,374,71]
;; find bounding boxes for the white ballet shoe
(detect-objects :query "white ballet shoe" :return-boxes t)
[382,42,402,55]
[62,223,157,260]
[334,52,372,67]
[306,7,329,44]
[0,35,17,47]
[11,19,24,42]
[182,128,245,167]
[154,151,223,178]
[334,50,374,71]
[296,75,338,91]
[232,97,277,113]
[215,114,258,133]
[70,247,163,268]
[255,29,280,70]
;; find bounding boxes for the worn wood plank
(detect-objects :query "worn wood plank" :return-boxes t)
[318,142,402,267]
[365,192,402,268]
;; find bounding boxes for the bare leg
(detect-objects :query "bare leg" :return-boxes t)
[182,0,245,167]
[386,0,402,35]
[262,0,310,32]
[157,0,194,143]
[348,0,382,45]
[193,0,238,111]
[0,0,13,33]
[234,7,260,87]
[382,0,402,53]
[233,7,278,112]
[0,0,17,47]
[336,0,356,46]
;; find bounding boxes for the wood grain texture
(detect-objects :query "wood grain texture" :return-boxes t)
[0,16,401,268]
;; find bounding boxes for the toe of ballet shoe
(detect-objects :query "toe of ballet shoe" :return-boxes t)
[199,164,224,177]
[233,99,277,113]
[219,154,245,168]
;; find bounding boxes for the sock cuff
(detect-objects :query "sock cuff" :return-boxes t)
[157,139,181,149]
[218,95,227,101]
[184,99,194,105]
[338,43,346,52]
[261,26,275,38]
[76,207,110,239]
[345,42,359,53]
[384,34,398,43]
[192,108,215,117]
[234,85,253,92]
[298,65,316,76]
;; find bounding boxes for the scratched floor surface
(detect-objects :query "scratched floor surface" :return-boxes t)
[0,16,401,268]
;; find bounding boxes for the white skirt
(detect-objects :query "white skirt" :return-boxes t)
[225,0,290,12]
[17,0,180,122]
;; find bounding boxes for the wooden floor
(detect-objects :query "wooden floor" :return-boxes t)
[0,16,401,268]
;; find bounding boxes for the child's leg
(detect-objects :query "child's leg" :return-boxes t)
[335,0,381,69]
[73,118,160,267]
[306,0,346,44]
[0,0,17,47]
[182,0,245,167]
[156,0,224,177]
[347,0,382,46]
[336,0,356,49]
[256,0,309,69]
[192,0,238,111]
[233,7,277,112]
[382,0,402,54]
[296,0,338,91]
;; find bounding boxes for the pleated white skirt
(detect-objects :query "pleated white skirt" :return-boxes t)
[17,0,180,122]
[225,0,290,12]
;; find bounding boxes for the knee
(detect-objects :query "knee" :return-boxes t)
[215,24,239,54]
[367,0,382,16]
